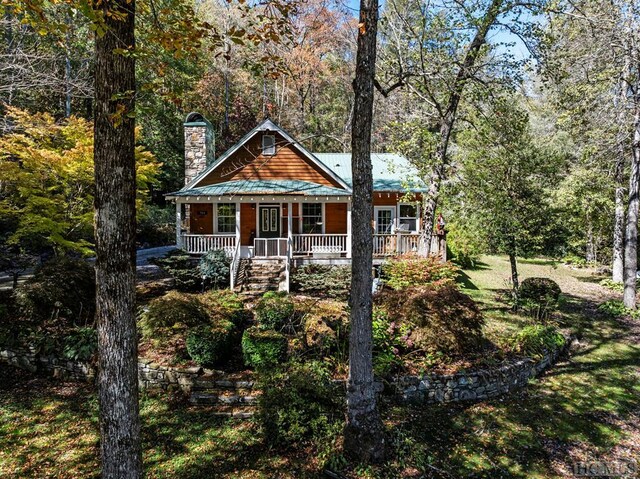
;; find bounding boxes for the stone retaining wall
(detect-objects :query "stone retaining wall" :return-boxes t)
[0,348,206,392]
[1,335,572,403]
[393,336,572,404]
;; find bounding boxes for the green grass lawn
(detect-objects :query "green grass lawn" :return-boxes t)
[1,255,638,478]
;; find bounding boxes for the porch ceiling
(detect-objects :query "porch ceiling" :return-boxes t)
[166,179,350,199]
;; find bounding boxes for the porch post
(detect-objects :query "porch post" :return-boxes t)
[287,202,293,292]
[346,201,352,258]
[175,202,183,249]
[235,201,241,248]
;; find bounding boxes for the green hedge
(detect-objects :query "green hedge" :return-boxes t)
[241,326,288,370]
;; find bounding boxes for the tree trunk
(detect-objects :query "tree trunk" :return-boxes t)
[585,220,595,263]
[509,250,519,291]
[420,0,504,251]
[344,0,385,464]
[12,272,18,290]
[613,28,632,283]
[623,105,640,309]
[94,1,142,478]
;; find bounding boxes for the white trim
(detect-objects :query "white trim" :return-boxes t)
[373,206,396,234]
[257,204,282,238]
[184,119,351,191]
[169,195,352,204]
[398,202,420,233]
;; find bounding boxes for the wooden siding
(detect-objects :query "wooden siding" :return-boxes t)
[325,203,347,234]
[240,203,256,246]
[190,203,213,234]
[199,134,342,188]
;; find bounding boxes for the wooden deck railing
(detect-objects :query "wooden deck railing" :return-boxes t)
[292,234,348,255]
[181,234,236,255]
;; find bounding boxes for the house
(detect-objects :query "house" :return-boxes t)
[166,113,446,292]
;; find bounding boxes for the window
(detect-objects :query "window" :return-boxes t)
[302,203,322,233]
[217,203,236,233]
[262,134,276,155]
[398,203,419,232]
[376,208,394,233]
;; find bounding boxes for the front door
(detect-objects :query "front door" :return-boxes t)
[375,207,395,234]
[190,204,213,234]
[259,206,280,238]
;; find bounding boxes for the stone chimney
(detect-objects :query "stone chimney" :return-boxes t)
[184,112,214,186]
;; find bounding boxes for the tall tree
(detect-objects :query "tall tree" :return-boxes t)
[344,0,385,463]
[93,0,141,476]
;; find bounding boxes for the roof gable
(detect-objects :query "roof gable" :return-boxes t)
[184,119,350,191]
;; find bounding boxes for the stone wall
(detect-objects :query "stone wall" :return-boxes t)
[0,348,207,392]
[393,336,572,404]
[1,335,572,404]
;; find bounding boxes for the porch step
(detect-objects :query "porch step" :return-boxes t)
[234,258,286,295]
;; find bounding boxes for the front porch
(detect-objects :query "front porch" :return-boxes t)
[178,232,437,259]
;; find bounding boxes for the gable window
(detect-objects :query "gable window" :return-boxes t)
[301,203,322,233]
[262,134,276,155]
[398,203,419,232]
[217,203,236,233]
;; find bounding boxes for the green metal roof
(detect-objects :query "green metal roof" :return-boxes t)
[167,180,351,198]
[314,153,427,192]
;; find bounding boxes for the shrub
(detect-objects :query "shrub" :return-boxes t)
[518,277,562,321]
[137,205,175,248]
[62,327,97,361]
[509,325,565,358]
[381,257,458,290]
[599,279,628,294]
[199,249,230,289]
[375,284,485,356]
[256,360,343,447]
[241,326,288,369]
[372,308,411,377]
[446,223,484,269]
[291,265,351,299]
[254,291,295,331]
[138,291,210,342]
[562,254,587,267]
[14,256,95,323]
[597,299,640,319]
[300,299,349,357]
[199,289,246,326]
[151,250,201,292]
[186,322,235,366]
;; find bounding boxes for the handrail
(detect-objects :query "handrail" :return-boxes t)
[229,240,242,290]
[285,236,292,292]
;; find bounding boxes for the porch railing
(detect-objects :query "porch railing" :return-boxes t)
[292,234,348,255]
[254,238,288,258]
[373,233,423,256]
[229,240,242,290]
[181,234,236,255]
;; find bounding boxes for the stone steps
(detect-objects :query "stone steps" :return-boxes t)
[234,258,286,295]
[189,376,259,417]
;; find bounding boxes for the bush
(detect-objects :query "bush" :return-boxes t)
[256,360,343,447]
[381,257,458,290]
[242,326,288,369]
[137,205,175,248]
[375,284,485,356]
[518,277,561,321]
[152,250,201,292]
[62,327,97,361]
[254,291,295,331]
[597,299,640,319]
[446,223,484,269]
[198,289,246,326]
[14,256,95,323]
[509,325,565,358]
[186,322,235,366]
[291,265,351,299]
[199,249,230,289]
[372,308,411,377]
[300,299,349,357]
[599,279,630,294]
[138,291,210,342]
[562,254,587,267]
